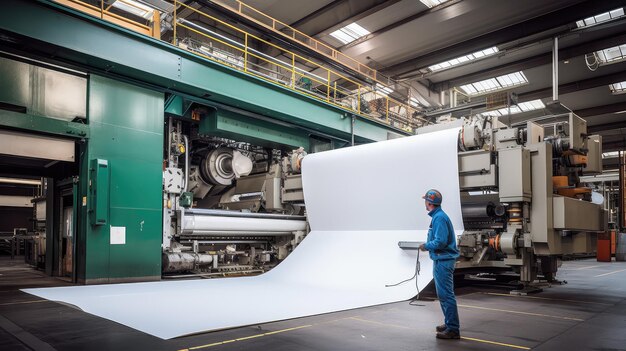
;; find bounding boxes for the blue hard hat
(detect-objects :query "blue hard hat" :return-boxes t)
[422,189,442,205]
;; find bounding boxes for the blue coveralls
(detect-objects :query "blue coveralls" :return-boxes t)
[424,206,460,333]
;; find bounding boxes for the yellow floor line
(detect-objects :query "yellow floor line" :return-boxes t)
[574,265,604,270]
[179,325,313,351]
[0,300,47,306]
[482,292,612,306]
[458,304,584,321]
[461,336,531,350]
[594,268,626,277]
[350,316,531,350]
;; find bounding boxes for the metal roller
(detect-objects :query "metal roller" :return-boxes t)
[162,252,214,273]
[181,214,307,234]
[462,202,506,220]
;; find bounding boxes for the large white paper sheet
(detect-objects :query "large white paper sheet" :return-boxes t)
[23,128,463,339]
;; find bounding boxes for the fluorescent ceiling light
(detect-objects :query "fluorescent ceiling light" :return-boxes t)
[429,46,499,72]
[420,0,450,8]
[459,71,528,96]
[576,8,624,27]
[594,43,626,65]
[409,97,420,107]
[481,99,545,117]
[112,0,154,19]
[609,81,626,95]
[329,23,370,45]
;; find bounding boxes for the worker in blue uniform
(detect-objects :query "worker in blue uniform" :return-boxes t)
[418,189,461,340]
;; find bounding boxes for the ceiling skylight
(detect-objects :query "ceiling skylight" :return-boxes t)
[329,23,370,45]
[112,0,155,19]
[576,8,624,28]
[429,46,499,72]
[481,99,545,117]
[459,71,528,96]
[594,43,626,65]
[420,0,451,8]
[610,81,626,95]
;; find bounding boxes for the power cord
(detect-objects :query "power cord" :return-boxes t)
[385,249,424,306]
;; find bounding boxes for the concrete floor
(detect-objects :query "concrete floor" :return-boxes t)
[1,256,625,351]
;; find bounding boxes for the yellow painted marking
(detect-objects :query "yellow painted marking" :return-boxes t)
[350,316,530,350]
[594,268,626,277]
[574,265,603,270]
[461,336,531,350]
[458,304,584,321]
[180,324,313,350]
[482,292,612,306]
[0,300,47,306]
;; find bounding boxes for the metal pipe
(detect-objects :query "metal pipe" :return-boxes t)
[552,36,558,101]
[162,252,213,273]
[182,134,189,192]
[185,208,306,220]
[182,230,294,236]
[0,177,41,186]
[182,215,307,234]
[424,100,487,117]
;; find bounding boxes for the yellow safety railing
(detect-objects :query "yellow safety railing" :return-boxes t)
[172,1,420,131]
[53,0,161,39]
[212,0,403,97]
[52,0,421,131]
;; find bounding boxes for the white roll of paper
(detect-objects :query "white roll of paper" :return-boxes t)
[24,128,463,339]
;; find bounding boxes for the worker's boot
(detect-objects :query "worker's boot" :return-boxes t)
[436,329,460,339]
[435,324,447,332]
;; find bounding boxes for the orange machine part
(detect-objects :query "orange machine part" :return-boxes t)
[552,176,568,188]
[611,230,617,255]
[597,232,611,262]
[556,187,592,199]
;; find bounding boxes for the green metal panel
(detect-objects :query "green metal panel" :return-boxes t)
[199,108,310,150]
[89,159,109,225]
[0,0,407,144]
[81,75,163,283]
[0,109,89,139]
[164,95,184,116]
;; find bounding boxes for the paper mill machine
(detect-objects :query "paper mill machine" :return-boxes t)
[418,112,606,292]
[161,110,310,276]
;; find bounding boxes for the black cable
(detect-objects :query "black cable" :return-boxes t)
[385,249,424,306]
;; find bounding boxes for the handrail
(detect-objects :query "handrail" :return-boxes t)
[213,0,379,82]
[173,0,420,131]
[51,0,421,131]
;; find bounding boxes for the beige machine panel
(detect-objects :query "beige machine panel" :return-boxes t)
[0,130,75,162]
[459,150,497,189]
[528,142,556,255]
[553,196,606,232]
[583,135,602,174]
[569,113,588,151]
[498,147,531,202]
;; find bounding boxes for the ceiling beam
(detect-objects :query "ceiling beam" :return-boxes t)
[311,0,403,37]
[430,29,626,90]
[576,101,626,118]
[601,140,626,152]
[380,0,621,78]
[589,121,626,134]
[518,68,626,101]
[337,0,460,51]
[288,0,347,29]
